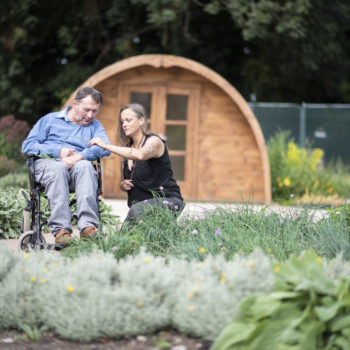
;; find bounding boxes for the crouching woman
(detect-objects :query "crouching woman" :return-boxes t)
[88,103,184,224]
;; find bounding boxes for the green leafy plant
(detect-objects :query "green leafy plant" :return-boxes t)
[268,130,336,202]
[17,324,47,342]
[211,251,350,350]
[151,335,171,349]
[0,188,26,239]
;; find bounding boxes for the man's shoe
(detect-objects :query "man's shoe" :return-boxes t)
[80,226,97,239]
[55,229,72,244]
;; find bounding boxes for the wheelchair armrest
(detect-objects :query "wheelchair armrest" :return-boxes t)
[94,158,103,197]
[25,155,39,189]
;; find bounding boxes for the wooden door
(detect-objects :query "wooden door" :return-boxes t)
[119,83,200,199]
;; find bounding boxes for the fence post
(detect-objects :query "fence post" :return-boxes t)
[299,102,306,148]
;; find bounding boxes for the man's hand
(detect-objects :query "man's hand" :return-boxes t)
[60,147,76,158]
[61,153,84,169]
[120,179,134,192]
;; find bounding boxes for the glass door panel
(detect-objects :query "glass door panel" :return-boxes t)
[166,94,188,120]
[129,92,152,118]
[165,125,187,150]
[170,155,185,181]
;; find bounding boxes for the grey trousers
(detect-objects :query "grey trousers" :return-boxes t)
[34,159,98,235]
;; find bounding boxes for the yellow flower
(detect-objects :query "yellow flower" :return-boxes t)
[25,269,30,273]
[311,148,324,169]
[220,278,226,284]
[188,305,195,311]
[67,285,75,293]
[248,260,255,266]
[316,257,323,263]
[144,257,150,263]
[277,178,283,188]
[53,263,58,268]
[220,272,227,279]
[274,267,281,274]
[24,253,30,259]
[193,286,199,292]
[187,293,194,299]
[283,177,291,187]
[39,279,46,284]
[287,142,301,165]
[137,301,144,308]
[199,247,206,253]
[30,276,36,282]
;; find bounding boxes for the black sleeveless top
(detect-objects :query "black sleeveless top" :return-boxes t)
[123,134,183,207]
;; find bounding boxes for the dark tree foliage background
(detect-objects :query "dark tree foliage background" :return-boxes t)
[1,0,350,125]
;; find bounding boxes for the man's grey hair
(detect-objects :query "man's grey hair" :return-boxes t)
[75,87,102,105]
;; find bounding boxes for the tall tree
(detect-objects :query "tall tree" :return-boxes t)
[1,0,350,125]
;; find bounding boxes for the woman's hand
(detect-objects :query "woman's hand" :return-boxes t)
[120,179,134,192]
[88,137,107,149]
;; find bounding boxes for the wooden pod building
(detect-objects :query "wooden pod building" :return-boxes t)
[65,54,271,203]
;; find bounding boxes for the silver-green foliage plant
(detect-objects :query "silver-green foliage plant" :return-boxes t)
[0,244,273,341]
[170,250,274,340]
[211,251,350,350]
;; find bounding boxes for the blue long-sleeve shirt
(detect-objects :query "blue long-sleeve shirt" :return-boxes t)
[22,106,111,160]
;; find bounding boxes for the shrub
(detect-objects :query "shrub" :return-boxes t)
[1,247,350,343]
[0,246,274,341]
[0,188,26,239]
[211,251,350,350]
[0,156,19,177]
[0,115,30,163]
[0,172,29,188]
[268,130,335,202]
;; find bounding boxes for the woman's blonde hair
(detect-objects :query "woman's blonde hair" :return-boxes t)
[117,103,150,146]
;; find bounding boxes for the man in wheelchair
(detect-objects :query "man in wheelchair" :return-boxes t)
[22,87,110,244]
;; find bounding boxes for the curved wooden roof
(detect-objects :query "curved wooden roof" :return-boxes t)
[65,54,271,201]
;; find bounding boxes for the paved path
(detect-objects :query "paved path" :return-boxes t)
[2,199,328,253]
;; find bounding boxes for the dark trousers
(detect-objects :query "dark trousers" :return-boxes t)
[124,196,185,224]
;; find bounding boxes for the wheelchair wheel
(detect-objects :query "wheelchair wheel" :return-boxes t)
[21,210,31,234]
[18,231,46,251]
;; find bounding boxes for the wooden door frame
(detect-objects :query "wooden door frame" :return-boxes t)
[119,82,200,199]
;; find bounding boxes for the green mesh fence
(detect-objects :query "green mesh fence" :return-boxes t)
[250,103,350,166]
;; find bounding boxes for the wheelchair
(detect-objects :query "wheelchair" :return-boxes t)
[19,156,103,251]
